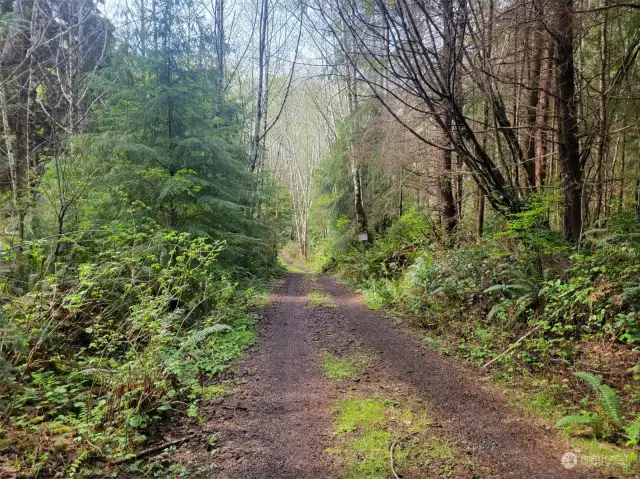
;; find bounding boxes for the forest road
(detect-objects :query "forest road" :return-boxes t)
[210,271,603,479]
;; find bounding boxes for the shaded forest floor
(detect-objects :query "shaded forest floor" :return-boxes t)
[159,266,633,478]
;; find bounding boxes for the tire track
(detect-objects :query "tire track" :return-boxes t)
[213,273,336,478]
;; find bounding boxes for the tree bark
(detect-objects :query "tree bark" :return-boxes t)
[523,20,544,192]
[249,0,268,172]
[554,0,583,241]
[215,0,225,106]
[536,42,553,192]
[439,0,460,234]
[344,26,369,237]
[593,0,609,223]
[477,187,485,238]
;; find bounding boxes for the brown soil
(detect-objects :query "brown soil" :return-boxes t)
[204,272,609,478]
[210,273,338,478]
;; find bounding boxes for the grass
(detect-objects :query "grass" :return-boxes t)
[277,256,307,274]
[307,291,339,308]
[327,395,462,478]
[320,350,370,380]
[360,289,385,310]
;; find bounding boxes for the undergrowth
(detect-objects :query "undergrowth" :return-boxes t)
[0,221,273,477]
[311,202,640,470]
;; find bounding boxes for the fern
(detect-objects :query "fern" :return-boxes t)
[573,370,604,389]
[557,372,624,440]
[556,414,597,428]
[183,324,233,348]
[556,413,603,437]
[484,283,531,295]
[598,384,623,426]
[573,371,622,425]
[67,450,90,479]
[624,415,640,446]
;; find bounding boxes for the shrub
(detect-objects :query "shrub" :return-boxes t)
[0,220,262,475]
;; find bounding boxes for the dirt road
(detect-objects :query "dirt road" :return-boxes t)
[209,272,602,478]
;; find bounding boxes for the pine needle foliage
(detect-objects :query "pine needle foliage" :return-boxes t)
[88,46,270,270]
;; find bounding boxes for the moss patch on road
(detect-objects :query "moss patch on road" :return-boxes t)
[320,350,370,380]
[307,291,339,308]
[278,256,307,274]
[327,395,471,478]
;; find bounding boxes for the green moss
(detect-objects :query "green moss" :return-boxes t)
[320,350,370,380]
[307,291,339,308]
[196,385,232,399]
[346,430,393,478]
[334,398,387,434]
[277,256,307,274]
[328,395,461,478]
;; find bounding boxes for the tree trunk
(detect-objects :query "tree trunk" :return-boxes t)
[439,126,458,234]
[636,179,640,222]
[439,0,459,234]
[248,0,268,172]
[554,0,583,242]
[351,153,368,235]
[215,0,225,106]
[536,42,553,192]
[523,22,543,192]
[344,27,368,237]
[456,155,463,220]
[617,127,626,211]
[477,187,485,238]
[593,0,608,223]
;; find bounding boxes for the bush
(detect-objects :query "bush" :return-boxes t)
[0,220,263,476]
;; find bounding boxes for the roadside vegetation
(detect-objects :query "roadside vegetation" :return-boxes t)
[289,197,640,471]
[0,0,287,475]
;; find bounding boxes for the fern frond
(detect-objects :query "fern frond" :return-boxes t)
[514,293,534,312]
[581,228,608,237]
[182,324,232,349]
[573,371,603,390]
[573,371,622,427]
[598,384,622,425]
[67,450,90,479]
[484,283,531,295]
[556,414,595,429]
[72,368,118,376]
